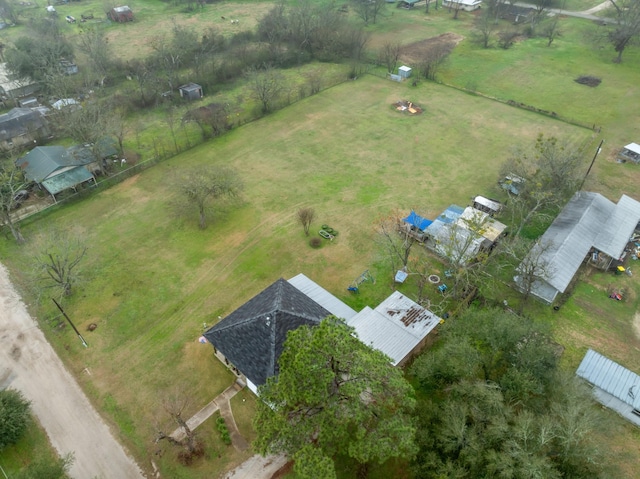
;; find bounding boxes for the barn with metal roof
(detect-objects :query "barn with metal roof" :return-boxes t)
[516,192,640,304]
[576,349,640,427]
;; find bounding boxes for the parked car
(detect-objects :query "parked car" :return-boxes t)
[12,189,29,208]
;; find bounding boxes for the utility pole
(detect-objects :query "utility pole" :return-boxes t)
[52,298,88,348]
[580,139,604,190]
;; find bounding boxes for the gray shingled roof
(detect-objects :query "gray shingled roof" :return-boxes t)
[203,278,331,387]
[0,108,45,142]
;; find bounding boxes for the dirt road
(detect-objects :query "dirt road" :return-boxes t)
[0,263,145,479]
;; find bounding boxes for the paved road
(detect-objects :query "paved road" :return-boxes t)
[0,263,145,479]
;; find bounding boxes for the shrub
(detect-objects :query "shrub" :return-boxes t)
[310,237,322,248]
[0,389,31,450]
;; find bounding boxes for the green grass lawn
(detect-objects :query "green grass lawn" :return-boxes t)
[0,76,589,478]
[2,1,640,477]
[0,415,62,475]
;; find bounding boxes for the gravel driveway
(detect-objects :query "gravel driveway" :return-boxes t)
[0,263,145,479]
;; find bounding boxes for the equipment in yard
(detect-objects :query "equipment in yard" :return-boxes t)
[348,269,375,293]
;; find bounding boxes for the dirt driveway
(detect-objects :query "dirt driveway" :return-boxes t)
[0,263,145,479]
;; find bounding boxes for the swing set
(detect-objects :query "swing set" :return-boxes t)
[347,269,375,293]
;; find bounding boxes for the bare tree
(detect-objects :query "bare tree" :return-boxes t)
[154,392,204,465]
[606,0,640,63]
[303,67,324,95]
[378,41,402,73]
[375,212,418,279]
[541,13,562,47]
[183,103,230,140]
[297,207,315,236]
[174,166,243,230]
[0,167,26,244]
[417,42,451,81]
[352,0,386,25]
[77,25,112,87]
[31,229,87,298]
[508,238,555,311]
[500,134,587,236]
[245,65,286,114]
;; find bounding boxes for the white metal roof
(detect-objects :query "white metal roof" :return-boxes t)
[593,194,640,258]
[577,349,640,411]
[347,291,440,365]
[623,143,640,155]
[473,195,503,213]
[288,273,357,320]
[398,66,412,72]
[458,206,507,242]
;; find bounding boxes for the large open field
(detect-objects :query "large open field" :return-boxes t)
[0,76,591,477]
[2,0,640,477]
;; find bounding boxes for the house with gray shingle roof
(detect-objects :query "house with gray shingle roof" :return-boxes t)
[516,192,640,304]
[0,108,48,151]
[203,278,331,394]
[577,349,640,427]
[204,274,441,394]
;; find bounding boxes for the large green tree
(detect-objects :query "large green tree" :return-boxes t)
[0,389,31,450]
[254,316,417,478]
[411,308,615,478]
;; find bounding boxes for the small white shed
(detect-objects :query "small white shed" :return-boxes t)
[619,143,640,163]
[398,66,412,79]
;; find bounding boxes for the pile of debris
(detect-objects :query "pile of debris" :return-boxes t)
[394,100,423,115]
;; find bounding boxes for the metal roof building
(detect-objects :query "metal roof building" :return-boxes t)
[288,273,357,321]
[517,192,640,304]
[576,349,640,427]
[347,291,441,367]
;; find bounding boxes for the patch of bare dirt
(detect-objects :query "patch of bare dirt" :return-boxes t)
[400,33,464,65]
[575,75,602,87]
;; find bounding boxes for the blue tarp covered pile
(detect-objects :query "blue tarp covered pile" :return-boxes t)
[403,211,433,231]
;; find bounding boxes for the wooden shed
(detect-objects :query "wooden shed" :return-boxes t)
[109,6,134,22]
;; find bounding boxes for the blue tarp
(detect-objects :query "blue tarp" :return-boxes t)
[403,211,433,231]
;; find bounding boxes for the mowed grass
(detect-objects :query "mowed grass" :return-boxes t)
[0,76,588,477]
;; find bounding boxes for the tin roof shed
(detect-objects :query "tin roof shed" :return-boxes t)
[577,349,640,427]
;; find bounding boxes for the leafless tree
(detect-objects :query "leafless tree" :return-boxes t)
[542,13,562,47]
[352,0,386,25]
[500,134,587,236]
[245,65,286,114]
[183,103,231,140]
[154,392,204,465]
[303,67,324,95]
[606,0,640,63]
[77,25,112,87]
[506,237,555,311]
[375,212,418,279]
[0,167,26,244]
[297,207,315,236]
[174,166,243,230]
[31,229,87,298]
[417,42,451,81]
[378,41,402,73]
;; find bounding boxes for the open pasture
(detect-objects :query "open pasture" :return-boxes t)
[0,76,590,477]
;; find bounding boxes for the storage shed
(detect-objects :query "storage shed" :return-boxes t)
[109,6,134,22]
[577,349,640,427]
[398,66,412,78]
[472,195,503,216]
[178,83,204,101]
[619,143,640,164]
